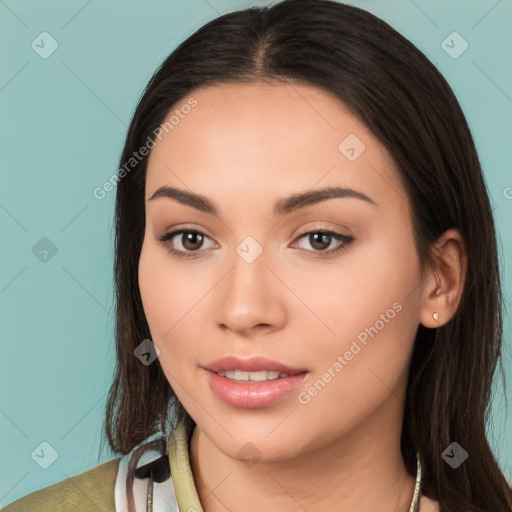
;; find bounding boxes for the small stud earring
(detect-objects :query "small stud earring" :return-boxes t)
[433,312,439,321]
[435,288,441,296]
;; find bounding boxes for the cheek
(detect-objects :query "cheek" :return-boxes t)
[288,235,419,348]
[138,241,171,334]
[139,238,197,334]
[307,248,421,405]
[292,237,421,398]
[138,240,184,353]
[137,238,210,379]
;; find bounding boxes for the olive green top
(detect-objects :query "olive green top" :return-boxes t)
[2,418,203,511]
[169,418,203,511]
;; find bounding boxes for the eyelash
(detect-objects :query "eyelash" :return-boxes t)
[158,226,354,260]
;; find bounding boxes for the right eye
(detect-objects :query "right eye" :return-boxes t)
[158,228,216,259]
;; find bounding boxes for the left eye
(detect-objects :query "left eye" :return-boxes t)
[158,228,354,259]
[294,230,353,254]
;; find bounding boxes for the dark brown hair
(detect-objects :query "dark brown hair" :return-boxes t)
[101,1,512,509]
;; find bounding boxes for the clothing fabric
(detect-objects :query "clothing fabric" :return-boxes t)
[114,417,202,512]
[2,418,202,512]
[1,457,120,512]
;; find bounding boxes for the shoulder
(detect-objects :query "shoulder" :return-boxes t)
[2,457,121,512]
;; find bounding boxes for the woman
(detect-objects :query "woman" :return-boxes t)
[4,0,511,510]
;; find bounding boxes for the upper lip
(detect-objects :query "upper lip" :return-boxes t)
[203,356,308,375]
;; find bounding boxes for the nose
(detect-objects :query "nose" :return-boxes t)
[214,243,287,337]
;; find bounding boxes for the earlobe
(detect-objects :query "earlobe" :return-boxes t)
[419,229,467,329]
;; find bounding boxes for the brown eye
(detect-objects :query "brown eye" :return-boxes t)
[308,232,332,251]
[295,229,353,255]
[158,229,216,259]
[180,231,204,251]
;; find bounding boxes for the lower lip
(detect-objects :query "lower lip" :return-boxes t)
[206,370,307,409]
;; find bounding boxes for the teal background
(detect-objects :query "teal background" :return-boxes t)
[0,0,511,506]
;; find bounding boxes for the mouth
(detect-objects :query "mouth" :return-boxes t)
[202,356,308,409]
[203,355,307,376]
[216,370,296,382]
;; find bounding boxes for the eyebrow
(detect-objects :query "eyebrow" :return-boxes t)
[147,185,377,216]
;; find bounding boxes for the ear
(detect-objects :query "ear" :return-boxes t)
[419,228,467,329]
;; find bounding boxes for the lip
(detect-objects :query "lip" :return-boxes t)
[203,355,308,375]
[202,356,308,409]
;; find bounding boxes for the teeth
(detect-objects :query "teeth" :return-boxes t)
[217,370,288,381]
[235,370,249,381]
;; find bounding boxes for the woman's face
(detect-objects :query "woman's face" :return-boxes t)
[138,82,430,462]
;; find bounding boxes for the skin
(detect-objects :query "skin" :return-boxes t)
[138,82,466,512]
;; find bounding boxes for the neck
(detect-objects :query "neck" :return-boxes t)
[189,399,417,512]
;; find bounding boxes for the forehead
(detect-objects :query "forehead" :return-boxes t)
[145,82,407,215]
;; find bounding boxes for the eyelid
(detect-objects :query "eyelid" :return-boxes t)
[293,222,351,238]
[158,221,351,241]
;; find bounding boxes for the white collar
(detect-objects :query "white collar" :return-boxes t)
[114,431,179,512]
